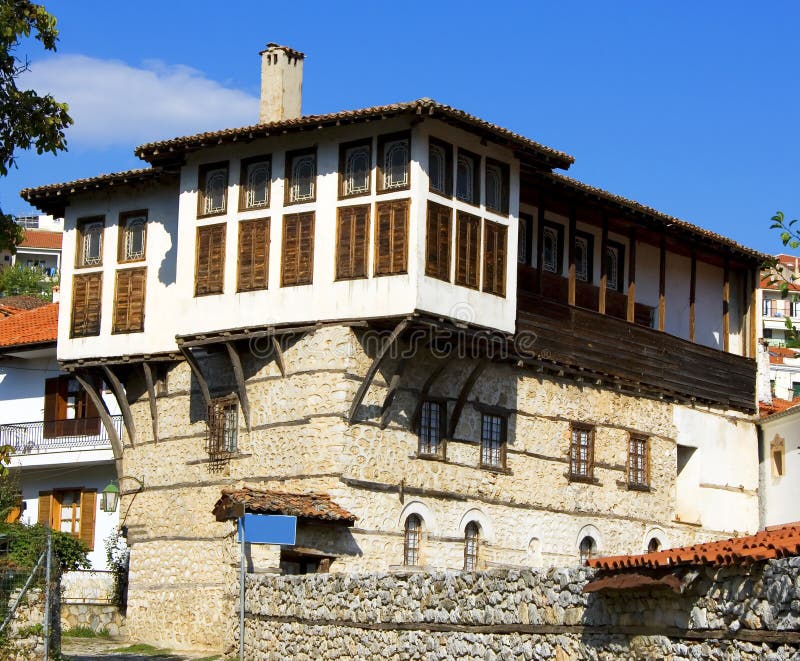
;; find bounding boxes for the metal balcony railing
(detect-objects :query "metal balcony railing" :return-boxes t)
[0,417,122,455]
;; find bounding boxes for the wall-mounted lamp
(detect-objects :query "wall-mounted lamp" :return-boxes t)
[100,476,144,513]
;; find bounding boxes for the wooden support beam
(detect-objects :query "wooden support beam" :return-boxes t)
[689,250,697,342]
[348,318,410,424]
[142,362,159,444]
[598,216,609,315]
[749,268,758,358]
[225,342,251,431]
[179,346,211,408]
[379,358,410,429]
[74,371,123,474]
[102,365,136,447]
[535,201,545,295]
[626,227,637,323]
[449,360,489,439]
[411,359,452,433]
[723,258,730,353]
[272,337,286,377]
[658,235,666,332]
[567,207,577,306]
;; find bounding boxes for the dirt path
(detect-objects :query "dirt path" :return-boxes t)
[61,637,223,661]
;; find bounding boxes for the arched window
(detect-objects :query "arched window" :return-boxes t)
[204,170,227,215]
[343,145,370,196]
[518,218,527,264]
[485,163,502,212]
[81,222,104,266]
[543,226,559,273]
[383,140,409,189]
[456,154,474,203]
[403,514,422,566]
[290,155,315,202]
[647,537,661,554]
[245,161,270,208]
[464,521,480,571]
[429,143,447,195]
[579,535,596,564]
[122,216,146,261]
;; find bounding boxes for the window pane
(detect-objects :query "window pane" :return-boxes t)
[485,164,502,211]
[205,170,227,214]
[456,155,474,203]
[124,218,146,261]
[429,143,446,194]
[291,155,315,202]
[344,146,370,196]
[543,227,558,273]
[464,522,479,571]
[246,162,270,208]
[383,140,409,189]
[419,401,441,455]
[404,515,421,566]
[481,414,503,466]
[83,223,103,265]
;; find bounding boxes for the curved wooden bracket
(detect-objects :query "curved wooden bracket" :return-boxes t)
[142,362,160,444]
[73,371,123,472]
[348,318,410,424]
[180,346,211,408]
[101,365,137,447]
[272,337,286,377]
[225,341,251,431]
[449,360,488,439]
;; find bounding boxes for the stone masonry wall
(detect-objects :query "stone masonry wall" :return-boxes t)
[243,559,800,660]
[119,325,758,652]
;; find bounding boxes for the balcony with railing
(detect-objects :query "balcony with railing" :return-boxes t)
[0,417,122,456]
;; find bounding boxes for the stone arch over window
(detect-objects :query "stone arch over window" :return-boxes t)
[458,507,493,544]
[463,521,480,571]
[404,514,422,566]
[576,524,602,564]
[527,536,543,567]
[642,527,669,554]
[398,501,437,536]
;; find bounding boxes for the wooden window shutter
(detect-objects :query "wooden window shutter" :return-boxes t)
[237,218,270,292]
[483,220,507,297]
[195,224,226,296]
[336,205,370,280]
[281,213,315,286]
[70,273,103,337]
[113,267,147,333]
[455,211,481,289]
[79,490,96,550]
[374,198,409,276]
[425,202,452,281]
[38,491,52,528]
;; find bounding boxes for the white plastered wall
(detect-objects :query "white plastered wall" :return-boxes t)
[759,410,800,527]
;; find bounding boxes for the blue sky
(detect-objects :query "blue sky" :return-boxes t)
[2,1,798,254]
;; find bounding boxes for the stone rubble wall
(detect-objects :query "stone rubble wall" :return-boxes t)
[2,585,59,661]
[243,559,800,660]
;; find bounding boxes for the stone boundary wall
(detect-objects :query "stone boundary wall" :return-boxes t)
[243,559,800,660]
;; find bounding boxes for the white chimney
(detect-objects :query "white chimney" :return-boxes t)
[259,43,304,124]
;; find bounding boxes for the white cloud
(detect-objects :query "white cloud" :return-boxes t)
[20,54,259,148]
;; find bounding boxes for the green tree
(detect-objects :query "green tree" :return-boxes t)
[765,211,800,343]
[0,263,57,299]
[0,1,72,252]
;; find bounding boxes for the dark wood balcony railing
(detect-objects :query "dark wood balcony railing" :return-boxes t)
[0,416,122,455]
[516,292,756,413]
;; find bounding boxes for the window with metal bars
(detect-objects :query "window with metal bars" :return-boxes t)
[403,514,422,566]
[76,217,104,268]
[569,424,594,482]
[480,413,505,468]
[627,434,649,488]
[418,401,444,457]
[207,396,238,458]
[463,521,480,571]
[198,162,228,217]
[579,536,596,564]
[239,156,271,210]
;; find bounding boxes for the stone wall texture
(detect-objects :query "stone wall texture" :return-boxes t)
[243,559,800,660]
[118,325,759,651]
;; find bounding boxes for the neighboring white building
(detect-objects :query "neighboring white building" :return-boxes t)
[0,215,63,277]
[761,253,800,348]
[758,402,800,528]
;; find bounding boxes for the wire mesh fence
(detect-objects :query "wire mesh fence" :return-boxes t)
[0,548,46,633]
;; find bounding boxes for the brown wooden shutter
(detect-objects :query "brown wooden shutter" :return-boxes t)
[336,205,370,279]
[113,267,147,333]
[37,492,52,528]
[281,213,315,286]
[70,273,103,337]
[237,218,270,292]
[79,490,96,550]
[425,202,452,281]
[195,224,226,295]
[483,220,507,297]
[455,212,481,289]
[374,199,409,276]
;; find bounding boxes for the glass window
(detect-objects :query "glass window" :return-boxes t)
[647,538,661,553]
[289,153,315,203]
[419,401,443,456]
[485,159,508,214]
[574,231,594,283]
[428,138,452,196]
[381,138,409,190]
[606,241,625,292]
[119,211,147,262]
[341,142,371,197]
[199,164,228,216]
[579,536,596,564]
[456,151,479,204]
[627,435,648,488]
[569,425,593,481]
[542,224,561,274]
[480,413,505,468]
[518,217,527,265]
[464,521,480,571]
[240,157,271,210]
[77,218,104,267]
[403,514,422,566]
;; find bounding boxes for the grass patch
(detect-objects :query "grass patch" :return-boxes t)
[63,626,110,638]
[109,643,174,656]
[194,656,222,661]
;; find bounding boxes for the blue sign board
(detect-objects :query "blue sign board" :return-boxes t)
[237,514,297,545]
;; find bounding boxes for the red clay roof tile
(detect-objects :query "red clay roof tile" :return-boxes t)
[759,397,800,417]
[212,487,356,525]
[0,302,58,349]
[19,229,62,250]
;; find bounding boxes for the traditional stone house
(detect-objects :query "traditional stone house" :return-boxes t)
[21,44,764,651]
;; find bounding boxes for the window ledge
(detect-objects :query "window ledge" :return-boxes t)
[568,474,599,486]
[415,453,446,463]
[480,464,511,475]
[627,483,652,493]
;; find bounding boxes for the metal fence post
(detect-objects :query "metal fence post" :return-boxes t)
[43,528,52,661]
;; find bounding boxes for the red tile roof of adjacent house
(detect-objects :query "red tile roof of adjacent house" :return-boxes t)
[588,523,800,571]
[0,302,58,348]
[19,229,62,250]
[768,347,799,365]
[212,487,357,525]
[759,397,800,418]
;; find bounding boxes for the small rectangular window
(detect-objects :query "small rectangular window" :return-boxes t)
[428,137,453,197]
[75,217,105,268]
[118,210,147,263]
[485,158,509,215]
[456,149,480,206]
[207,396,237,458]
[569,424,594,482]
[483,220,507,297]
[606,240,626,292]
[542,221,564,274]
[480,413,506,468]
[195,224,226,296]
[339,140,372,198]
[419,401,445,457]
[627,434,649,488]
[197,162,229,217]
[771,437,785,477]
[336,205,370,280]
[285,148,316,205]
[237,218,270,292]
[281,212,315,286]
[518,213,533,265]
[70,272,103,338]
[574,230,594,283]
[112,267,147,334]
[425,202,452,282]
[455,211,481,289]
[374,199,409,276]
[377,132,410,192]
[239,156,271,210]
